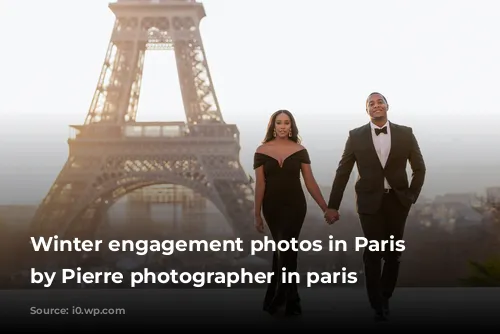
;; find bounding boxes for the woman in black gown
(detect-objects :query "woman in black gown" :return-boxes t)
[253,110,329,316]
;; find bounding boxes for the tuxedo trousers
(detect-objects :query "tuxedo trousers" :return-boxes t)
[358,190,411,310]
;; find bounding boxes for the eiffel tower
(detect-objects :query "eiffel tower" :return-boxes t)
[30,0,257,254]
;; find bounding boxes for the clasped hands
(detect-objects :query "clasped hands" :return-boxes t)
[255,208,340,233]
[323,208,340,225]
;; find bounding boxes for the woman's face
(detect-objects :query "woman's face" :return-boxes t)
[274,113,291,139]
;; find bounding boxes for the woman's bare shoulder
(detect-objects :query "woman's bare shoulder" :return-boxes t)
[293,143,306,151]
[255,142,274,154]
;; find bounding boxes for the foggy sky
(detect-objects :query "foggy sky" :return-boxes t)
[1,0,499,205]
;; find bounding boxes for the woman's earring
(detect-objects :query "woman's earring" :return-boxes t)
[273,129,276,137]
[289,129,292,137]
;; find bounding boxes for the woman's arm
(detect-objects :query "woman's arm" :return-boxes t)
[254,166,266,217]
[301,163,328,213]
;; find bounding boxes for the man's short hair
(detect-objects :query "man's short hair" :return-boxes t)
[366,92,388,105]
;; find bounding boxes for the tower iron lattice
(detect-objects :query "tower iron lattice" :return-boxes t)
[30,0,257,254]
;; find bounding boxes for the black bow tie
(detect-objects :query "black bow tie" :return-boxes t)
[375,126,387,136]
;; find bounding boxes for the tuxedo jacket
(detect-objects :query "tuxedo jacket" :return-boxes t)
[327,122,426,214]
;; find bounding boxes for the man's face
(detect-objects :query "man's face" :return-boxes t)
[366,93,388,121]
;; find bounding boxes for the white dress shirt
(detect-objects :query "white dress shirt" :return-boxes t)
[370,121,391,189]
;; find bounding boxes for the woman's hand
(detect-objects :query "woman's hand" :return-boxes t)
[254,215,265,233]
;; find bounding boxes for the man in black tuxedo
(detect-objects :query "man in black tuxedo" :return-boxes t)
[324,92,426,321]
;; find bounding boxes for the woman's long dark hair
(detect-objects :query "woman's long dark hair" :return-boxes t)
[262,109,301,144]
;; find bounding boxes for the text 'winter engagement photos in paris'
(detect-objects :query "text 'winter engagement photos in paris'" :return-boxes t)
[29,235,406,288]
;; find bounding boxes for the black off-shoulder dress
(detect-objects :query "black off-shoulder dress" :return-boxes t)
[253,148,310,314]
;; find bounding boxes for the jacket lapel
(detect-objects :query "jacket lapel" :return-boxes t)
[384,122,397,170]
[363,123,383,170]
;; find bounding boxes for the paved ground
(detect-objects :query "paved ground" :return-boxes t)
[1,287,499,330]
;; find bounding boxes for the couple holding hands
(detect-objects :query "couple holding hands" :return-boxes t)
[253,92,426,321]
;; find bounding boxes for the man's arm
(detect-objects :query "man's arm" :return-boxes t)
[407,128,426,203]
[328,132,356,210]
